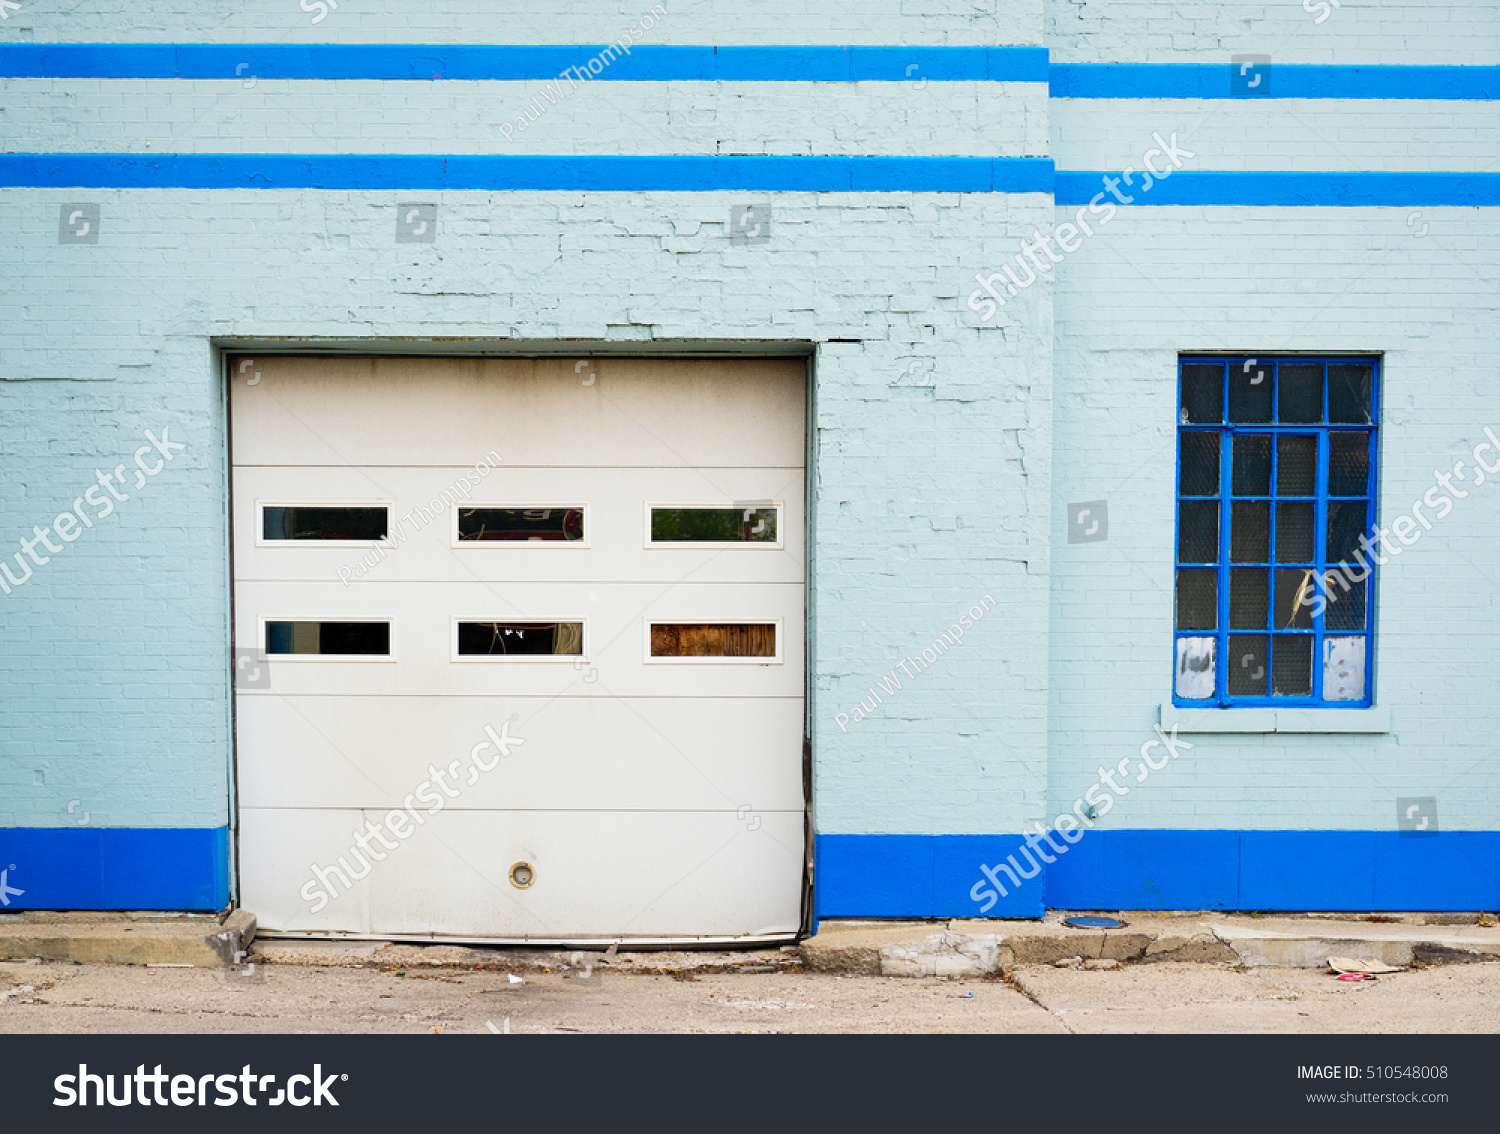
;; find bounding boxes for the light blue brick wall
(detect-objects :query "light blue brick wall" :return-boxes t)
[1045,0,1500,840]
[0,0,1055,855]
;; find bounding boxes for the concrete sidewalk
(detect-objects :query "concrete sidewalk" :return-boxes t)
[801,912,1500,976]
[2,910,1498,977]
[0,911,256,967]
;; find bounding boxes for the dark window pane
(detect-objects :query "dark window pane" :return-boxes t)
[1232,434,1272,496]
[1324,574,1368,631]
[650,507,778,544]
[266,621,389,655]
[1178,501,1220,563]
[1178,432,1221,496]
[458,621,583,656]
[1328,432,1370,495]
[1180,363,1224,424]
[1278,363,1324,423]
[650,623,777,658]
[1230,568,1268,630]
[1227,634,1269,697]
[1326,501,1370,563]
[458,507,584,542]
[1328,363,1374,424]
[1275,502,1315,562]
[263,506,386,541]
[1175,569,1218,630]
[1275,568,1316,629]
[1272,634,1313,696]
[1229,359,1273,422]
[1230,500,1269,563]
[1276,434,1317,496]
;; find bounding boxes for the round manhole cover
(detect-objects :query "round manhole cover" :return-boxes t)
[1062,915,1127,929]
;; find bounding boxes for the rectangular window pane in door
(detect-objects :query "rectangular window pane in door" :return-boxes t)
[262,506,387,541]
[458,508,584,542]
[266,621,390,655]
[650,623,778,658]
[650,507,779,544]
[457,621,584,656]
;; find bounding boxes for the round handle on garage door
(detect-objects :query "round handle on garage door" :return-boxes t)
[509,861,536,889]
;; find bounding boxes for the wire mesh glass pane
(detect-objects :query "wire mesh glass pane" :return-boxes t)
[1175,569,1218,630]
[1276,435,1317,496]
[1324,575,1368,631]
[1231,500,1269,563]
[1275,568,1316,629]
[1178,501,1220,564]
[1326,500,1370,563]
[1230,568,1269,630]
[1328,432,1370,496]
[1179,432,1221,496]
[1278,363,1324,423]
[1328,363,1374,424]
[1227,633,1270,697]
[1229,360,1274,422]
[1275,502,1315,563]
[1180,363,1224,424]
[1323,636,1366,701]
[1233,434,1272,496]
[1272,635,1313,696]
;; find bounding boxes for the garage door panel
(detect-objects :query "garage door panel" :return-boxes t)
[232,465,805,585]
[239,808,374,935]
[234,580,804,697]
[235,695,805,811]
[231,356,806,469]
[242,807,804,939]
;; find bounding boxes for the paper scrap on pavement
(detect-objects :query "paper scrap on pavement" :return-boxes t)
[1328,956,1401,974]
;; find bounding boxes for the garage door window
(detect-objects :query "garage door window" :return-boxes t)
[457,507,585,543]
[457,620,584,658]
[648,621,780,662]
[261,505,388,542]
[266,620,391,656]
[648,504,781,547]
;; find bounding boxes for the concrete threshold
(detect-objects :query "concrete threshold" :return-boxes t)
[0,910,256,967]
[800,913,1500,977]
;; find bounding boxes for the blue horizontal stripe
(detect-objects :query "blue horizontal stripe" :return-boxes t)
[2,49,1494,98]
[0,826,229,910]
[0,153,1056,192]
[0,43,1050,82]
[818,830,1500,915]
[1056,171,1500,206]
[1052,63,1500,100]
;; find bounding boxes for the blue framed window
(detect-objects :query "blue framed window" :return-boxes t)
[1174,356,1378,708]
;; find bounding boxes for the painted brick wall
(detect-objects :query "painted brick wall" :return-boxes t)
[1046,0,1500,65]
[5,0,1042,45]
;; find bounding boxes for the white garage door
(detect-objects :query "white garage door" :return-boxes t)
[230,356,806,943]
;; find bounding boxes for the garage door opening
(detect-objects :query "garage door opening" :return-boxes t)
[229,355,807,943]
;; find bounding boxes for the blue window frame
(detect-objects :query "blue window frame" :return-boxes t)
[1174,356,1378,708]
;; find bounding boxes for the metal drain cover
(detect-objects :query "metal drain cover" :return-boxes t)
[1062,915,1126,929]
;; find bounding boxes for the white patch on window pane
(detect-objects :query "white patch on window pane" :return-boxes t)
[1323,636,1366,701]
[1175,637,1216,700]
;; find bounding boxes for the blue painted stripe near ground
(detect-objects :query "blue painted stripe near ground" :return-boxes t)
[818,831,1500,915]
[0,44,1051,82]
[817,835,1046,917]
[1056,172,1500,207]
[1052,64,1500,100]
[0,827,229,910]
[0,154,1057,192]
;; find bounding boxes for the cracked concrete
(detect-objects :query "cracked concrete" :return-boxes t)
[801,913,1500,975]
